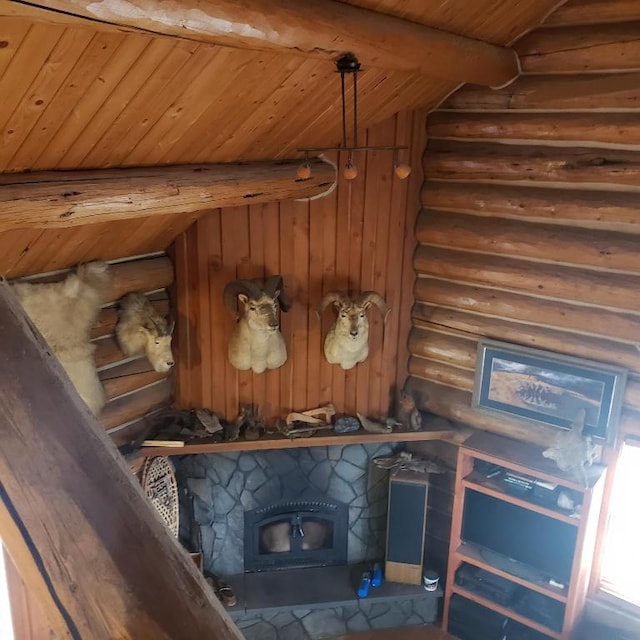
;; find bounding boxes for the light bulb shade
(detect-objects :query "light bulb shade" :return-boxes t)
[343,162,358,180]
[394,163,412,180]
[297,163,312,179]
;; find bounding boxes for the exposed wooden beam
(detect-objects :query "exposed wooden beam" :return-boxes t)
[3,0,519,87]
[0,159,335,229]
[0,280,243,640]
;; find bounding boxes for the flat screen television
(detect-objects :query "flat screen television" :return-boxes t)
[461,489,577,585]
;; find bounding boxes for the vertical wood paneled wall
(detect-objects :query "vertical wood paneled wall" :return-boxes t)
[406,0,640,447]
[173,111,426,421]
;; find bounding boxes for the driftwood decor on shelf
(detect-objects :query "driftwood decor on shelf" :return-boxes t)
[319,291,389,370]
[223,276,290,373]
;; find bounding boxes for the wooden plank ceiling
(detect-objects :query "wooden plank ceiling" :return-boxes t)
[0,0,563,273]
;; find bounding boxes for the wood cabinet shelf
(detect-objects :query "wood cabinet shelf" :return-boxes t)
[455,544,568,603]
[443,431,607,640]
[140,425,456,457]
[451,585,563,640]
[462,472,580,526]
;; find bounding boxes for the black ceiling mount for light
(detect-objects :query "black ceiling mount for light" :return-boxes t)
[297,53,411,181]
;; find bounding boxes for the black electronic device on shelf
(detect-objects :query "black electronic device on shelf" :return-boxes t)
[448,594,508,640]
[455,563,522,606]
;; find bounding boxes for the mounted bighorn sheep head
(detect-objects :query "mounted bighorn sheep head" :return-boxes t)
[319,291,389,370]
[223,276,290,374]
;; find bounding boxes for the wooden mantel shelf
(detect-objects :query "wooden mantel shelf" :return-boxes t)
[140,426,456,457]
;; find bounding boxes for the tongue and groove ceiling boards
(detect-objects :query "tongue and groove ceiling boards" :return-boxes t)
[0,0,564,273]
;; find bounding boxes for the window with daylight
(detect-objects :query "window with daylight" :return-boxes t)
[599,439,640,609]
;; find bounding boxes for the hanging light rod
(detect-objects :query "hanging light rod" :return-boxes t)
[297,53,411,181]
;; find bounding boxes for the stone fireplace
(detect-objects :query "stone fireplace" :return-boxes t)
[175,443,395,576]
[174,443,440,638]
[244,497,349,572]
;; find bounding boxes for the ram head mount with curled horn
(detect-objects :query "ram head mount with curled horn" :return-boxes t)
[319,291,389,370]
[223,276,290,374]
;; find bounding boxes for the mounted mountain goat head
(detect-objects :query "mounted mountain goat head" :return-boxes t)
[319,291,389,370]
[116,293,175,373]
[12,261,110,415]
[223,276,290,374]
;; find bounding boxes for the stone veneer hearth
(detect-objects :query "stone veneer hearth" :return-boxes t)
[175,443,397,575]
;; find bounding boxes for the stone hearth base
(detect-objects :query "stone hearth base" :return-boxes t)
[224,565,441,639]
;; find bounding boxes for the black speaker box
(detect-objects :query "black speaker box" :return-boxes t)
[385,470,429,585]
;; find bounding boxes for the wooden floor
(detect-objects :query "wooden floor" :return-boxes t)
[334,625,457,639]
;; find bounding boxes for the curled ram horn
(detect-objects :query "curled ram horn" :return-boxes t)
[355,291,390,322]
[320,290,389,370]
[264,275,291,312]
[318,291,348,317]
[223,279,263,316]
[223,275,289,373]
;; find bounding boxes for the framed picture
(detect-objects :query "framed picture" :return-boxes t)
[472,339,627,443]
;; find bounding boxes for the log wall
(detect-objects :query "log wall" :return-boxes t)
[408,0,640,449]
[407,0,640,584]
[173,111,426,421]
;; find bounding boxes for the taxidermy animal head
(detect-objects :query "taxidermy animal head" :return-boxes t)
[318,291,389,370]
[12,261,110,415]
[223,276,290,373]
[116,293,175,373]
[542,409,598,487]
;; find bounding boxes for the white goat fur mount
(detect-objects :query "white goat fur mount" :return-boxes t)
[319,291,389,370]
[116,292,175,373]
[223,276,289,374]
[12,262,110,415]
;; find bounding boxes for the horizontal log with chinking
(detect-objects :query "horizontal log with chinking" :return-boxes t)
[544,0,640,27]
[428,111,640,147]
[421,182,640,229]
[414,277,640,344]
[516,23,640,73]
[414,246,640,312]
[415,210,640,272]
[411,306,640,372]
[423,141,640,188]
[441,73,640,111]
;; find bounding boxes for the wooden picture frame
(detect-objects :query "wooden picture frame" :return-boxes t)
[472,339,627,443]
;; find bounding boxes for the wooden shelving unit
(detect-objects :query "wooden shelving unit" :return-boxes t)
[140,424,456,457]
[442,431,606,640]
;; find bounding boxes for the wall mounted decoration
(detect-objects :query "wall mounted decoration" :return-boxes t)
[473,339,627,443]
[318,290,389,370]
[223,276,290,373]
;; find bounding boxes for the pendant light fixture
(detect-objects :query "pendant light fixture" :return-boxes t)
[297,53,411,181]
